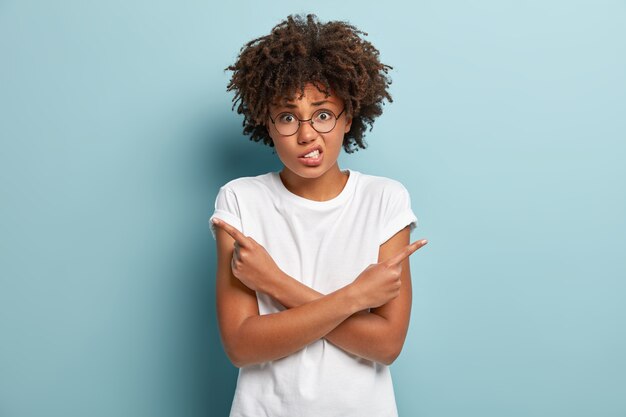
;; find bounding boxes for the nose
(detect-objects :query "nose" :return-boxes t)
[297,120,319,144]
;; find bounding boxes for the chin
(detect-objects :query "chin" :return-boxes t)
[294,168,327,179]
[285,164,330,179]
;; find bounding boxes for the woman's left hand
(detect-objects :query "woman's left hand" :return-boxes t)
[212,218,282,293]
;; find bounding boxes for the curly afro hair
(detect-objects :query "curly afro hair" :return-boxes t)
[225,14,393,153]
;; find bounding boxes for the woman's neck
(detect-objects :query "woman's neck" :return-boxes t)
[279,164,349,202]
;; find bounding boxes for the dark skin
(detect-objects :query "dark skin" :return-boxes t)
[213,84,428,368]
[226,14,393,153]
[213,217,427,367]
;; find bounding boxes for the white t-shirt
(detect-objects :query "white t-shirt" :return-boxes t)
[209,168,418,417]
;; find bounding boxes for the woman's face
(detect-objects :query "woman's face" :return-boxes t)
[266,83,352,180]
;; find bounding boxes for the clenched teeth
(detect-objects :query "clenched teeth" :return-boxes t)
[303,149,320,158]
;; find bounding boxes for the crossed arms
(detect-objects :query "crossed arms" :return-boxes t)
[212,218,427,367]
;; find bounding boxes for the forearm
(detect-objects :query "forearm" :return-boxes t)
[266,272,400,364]
[228,284,361,367]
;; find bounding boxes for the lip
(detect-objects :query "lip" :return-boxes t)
[298,145,323,158]
[298,151,323,166]
[298,145,324,166]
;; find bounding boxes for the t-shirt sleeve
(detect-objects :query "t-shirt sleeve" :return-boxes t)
[379,183,418,245]
[209,186,243,240]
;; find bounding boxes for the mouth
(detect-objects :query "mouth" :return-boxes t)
[298,146,324,166]
[298,146,323,159]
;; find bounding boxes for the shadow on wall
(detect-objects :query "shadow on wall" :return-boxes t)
[199,116,282,414]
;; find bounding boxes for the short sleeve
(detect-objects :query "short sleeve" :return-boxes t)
[379,183,418,245]
[209,186,243,240]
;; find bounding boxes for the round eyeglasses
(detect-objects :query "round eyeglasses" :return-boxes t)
[269,108,346,137]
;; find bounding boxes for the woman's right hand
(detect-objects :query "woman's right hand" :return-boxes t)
[211,218,283,294]
[351,239,428,309]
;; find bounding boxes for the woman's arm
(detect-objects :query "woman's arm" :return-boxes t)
[214,222,406,367]
[212,218,426,365]
[267,227,417,365]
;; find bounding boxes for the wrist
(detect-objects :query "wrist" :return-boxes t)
[343,282,366,314]
[263,268,288,301]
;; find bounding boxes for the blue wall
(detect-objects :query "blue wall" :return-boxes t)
[1,1,625,416]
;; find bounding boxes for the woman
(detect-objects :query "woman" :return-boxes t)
[210,14,428,417]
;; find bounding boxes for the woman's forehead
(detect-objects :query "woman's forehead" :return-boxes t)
[271,84,342,107]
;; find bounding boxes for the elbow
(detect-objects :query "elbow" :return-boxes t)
[380,349,401,366]
[221,334,248,368]
[379,339,404,366]
[221,318,269,368]
[220,321,256,368]
[229,356,247,369]
[228,349,269,368]
[225,348,244,368]
[224,342,253,368]
[223,335,266,368]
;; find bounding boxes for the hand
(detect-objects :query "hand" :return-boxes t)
[351,239,428,309]
[212,218,283,293]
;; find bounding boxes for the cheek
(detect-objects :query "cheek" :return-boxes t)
[333,131,347,149]
[270,141,293,165]
[267,129,283,152]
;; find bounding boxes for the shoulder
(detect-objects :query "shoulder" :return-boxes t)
[217,172,275,196]
[354,171,418,244]
[353,170,410,197]
[210,173,276,238]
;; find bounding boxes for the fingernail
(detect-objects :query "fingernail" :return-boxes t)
[212,218,219,224]
[421,239,428,245]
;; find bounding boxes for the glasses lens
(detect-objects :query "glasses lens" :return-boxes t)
[272,109,339,136]
[275,112,299,136]
[311,109,337,133]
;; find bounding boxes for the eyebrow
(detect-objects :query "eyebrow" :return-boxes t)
[280,100,331,109]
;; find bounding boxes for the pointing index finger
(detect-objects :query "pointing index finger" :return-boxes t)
[212,218,249,246]
[387,239,428,265]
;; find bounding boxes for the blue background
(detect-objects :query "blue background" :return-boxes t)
[1,1,625,416]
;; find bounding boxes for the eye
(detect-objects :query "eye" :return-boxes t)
[314,110,334,122]
[278,113,296,124]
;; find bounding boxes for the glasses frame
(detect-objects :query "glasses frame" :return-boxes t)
[268,107,346,137]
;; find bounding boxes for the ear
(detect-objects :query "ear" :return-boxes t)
[264,119,276,143]
[344,115,353,133]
